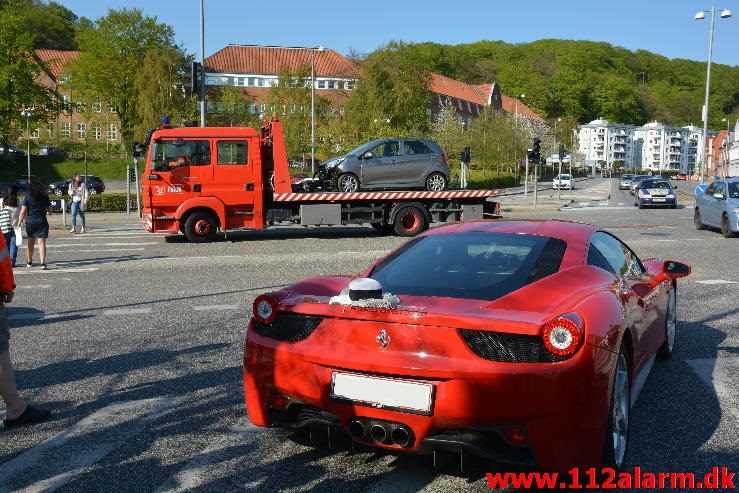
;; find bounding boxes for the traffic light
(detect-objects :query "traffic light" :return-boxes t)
[128,168,137,182]
[131,141,142,158]
[559,144,566,163]
[531,138,541,161]
[185,61,201,97]
[459,146,471,163]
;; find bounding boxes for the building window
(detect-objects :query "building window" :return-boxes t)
[248,77,256,86]
[345,80,354,90]
[457,99,463,111]
[46,123,54,138]
[107,123,117,141]
[75,101,86,113]
[62,95,71,114]
[107,102,116,113]
[61,122,71,139]
[92,101,102,113]
[258,103,265,114]
[257,78,265,87]
[93,123,101,140]
[466,101,472,113]
[30,127,39,139]
[317,80,326,89]
[327,80,336,89]
[76,122,86,139]
[248,103,256,114]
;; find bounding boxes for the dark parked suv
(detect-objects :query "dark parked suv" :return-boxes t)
[48,175,105,196]
[316,138,450,192]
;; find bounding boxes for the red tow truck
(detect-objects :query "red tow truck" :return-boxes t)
[141,118,502,242]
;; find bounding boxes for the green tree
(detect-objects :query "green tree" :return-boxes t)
[0,0,58,159]
[209,86,257,128]
[344,42,431,146]
[132,47,191,138]
[23,0,81,50]
[66,8,182,143]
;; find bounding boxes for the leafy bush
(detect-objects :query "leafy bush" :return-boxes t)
[55,193,137,212]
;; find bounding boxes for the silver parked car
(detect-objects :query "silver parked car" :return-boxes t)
[694,178,739,238]
[316,138,450,192]
[619,173,635,190]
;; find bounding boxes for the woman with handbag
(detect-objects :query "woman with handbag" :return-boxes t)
[69,173,88,234]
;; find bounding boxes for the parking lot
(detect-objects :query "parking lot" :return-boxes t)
[1,178,737,492]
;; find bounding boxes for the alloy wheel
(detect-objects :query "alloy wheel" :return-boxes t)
[666,289,676,352]
[426,173,446,191]
[338,174,359,193]
[611,353,629,468]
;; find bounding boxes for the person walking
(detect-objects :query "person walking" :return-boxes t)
[68,173,88,234]
[17,177,51,270]
[0,185,20,267]
[0,233,52,427]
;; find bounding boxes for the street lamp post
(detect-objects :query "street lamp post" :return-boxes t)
[310,45,325,176]
[21,108,31,179]
[199,0,206,127]
[695,6,732,183]
[514,93,524,185]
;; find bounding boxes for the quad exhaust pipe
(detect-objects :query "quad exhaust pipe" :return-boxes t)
[347,418,413,447]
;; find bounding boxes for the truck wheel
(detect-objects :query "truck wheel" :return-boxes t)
[337,173,360,193]
[393,206,426,237]
[183,211,217,243]
[425,173,447,191]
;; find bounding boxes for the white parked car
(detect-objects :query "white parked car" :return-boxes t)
[552,174,573,190]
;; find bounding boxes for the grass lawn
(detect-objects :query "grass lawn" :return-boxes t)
[0,156,128,184]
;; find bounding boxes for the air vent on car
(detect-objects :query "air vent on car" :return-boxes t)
[458,329,566,363]
[253,313,324,342]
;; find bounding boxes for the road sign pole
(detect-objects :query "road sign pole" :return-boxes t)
[533,159,538,208]
[524,154,529,198]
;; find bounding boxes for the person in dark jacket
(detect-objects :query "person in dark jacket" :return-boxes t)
[0,233,51,427]
[17,177,51,270]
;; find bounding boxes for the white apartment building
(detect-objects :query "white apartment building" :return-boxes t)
[577,119,635,168]
[578,119,706,172]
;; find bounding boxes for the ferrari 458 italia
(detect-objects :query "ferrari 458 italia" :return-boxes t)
[243,220,690,472]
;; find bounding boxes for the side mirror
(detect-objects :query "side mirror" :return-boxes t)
[361,152,373,160]
[664,260,691,279]
[713,192,725,200]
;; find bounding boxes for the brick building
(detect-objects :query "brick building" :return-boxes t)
[35,49,121,144]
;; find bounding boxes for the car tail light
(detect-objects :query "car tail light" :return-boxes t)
[253,294,279,325]
[502,426,528,445]
[541,315,583,357]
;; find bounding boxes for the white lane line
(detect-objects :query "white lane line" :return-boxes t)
[46,242,157,248]
[695,279,738,285]
[61,248,146,253]
[16,285,52,289]
[192,304,240,311]
[12,267,99,275]
[0,398,181,493]
[653,238,703,242]
[154,423,259,493]
[102,308,152,315]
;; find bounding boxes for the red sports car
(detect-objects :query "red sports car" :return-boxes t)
[243,220,690,472]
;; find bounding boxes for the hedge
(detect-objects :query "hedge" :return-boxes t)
[54,193,138,212]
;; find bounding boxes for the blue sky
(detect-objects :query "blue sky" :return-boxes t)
[58,0,738,66]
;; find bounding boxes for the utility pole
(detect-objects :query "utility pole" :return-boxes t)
[199,0,206,127]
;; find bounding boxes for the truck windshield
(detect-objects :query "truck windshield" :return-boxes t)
[151,140,211,171]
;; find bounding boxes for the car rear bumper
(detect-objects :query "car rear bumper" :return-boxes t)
[243,319,618,471]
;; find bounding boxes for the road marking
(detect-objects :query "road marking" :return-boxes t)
[46,242,156,248]
[16,285,52,289]
[102,308,152,315]
[153,423,259,493]
[61,248,146,253]
[192,304,240,311]
[695,280,738,285]
[12,267,99,275]
[0,398,180,493]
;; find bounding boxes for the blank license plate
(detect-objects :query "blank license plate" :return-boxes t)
[653,198,666,202]
[331,372,434,414]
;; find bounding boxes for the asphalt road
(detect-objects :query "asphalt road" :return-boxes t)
[1,178,737,492]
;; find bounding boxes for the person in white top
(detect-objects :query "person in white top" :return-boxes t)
[69,173,89,234]
[0,185,20,267]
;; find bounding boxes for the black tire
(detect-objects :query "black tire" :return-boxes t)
[657,286,676,359]
[694,208,706,230]
[602,346,630,471]
[89,188,98,195]
[54,189,63,196]
[337,173,360,193]
[425,172,447,191]
[183,211,217,243]
[721,214,735,238]
[393,206,426,237]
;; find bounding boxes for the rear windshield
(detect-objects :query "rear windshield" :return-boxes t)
[643,180,671,189]
[370,232,567,301]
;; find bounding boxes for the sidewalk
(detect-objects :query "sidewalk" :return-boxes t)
[48,210,143,232]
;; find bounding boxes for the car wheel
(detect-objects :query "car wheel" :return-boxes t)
[658,286,677,359]
[337,173,360,193]
[393,206,426,237]
[721,214,735,238]
[183,211,218,243]
[694,208,706,230]
[425,172,447,191]
[603,347,630,471]
[89,189,98,195]
[54,189,62,196]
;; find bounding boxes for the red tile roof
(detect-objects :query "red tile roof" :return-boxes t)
[430,73,487,105]
[501,95,543,121]
[204,45,360,78]
[35,49,78,82]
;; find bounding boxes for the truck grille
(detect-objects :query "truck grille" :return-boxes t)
[458,329,565,363]
[253,313,324,342]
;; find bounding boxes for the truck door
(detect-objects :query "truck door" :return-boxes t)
[149,139,212,207]
[212,139,254,227]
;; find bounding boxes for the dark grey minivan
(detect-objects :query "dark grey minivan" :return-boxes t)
[317,138,450,192]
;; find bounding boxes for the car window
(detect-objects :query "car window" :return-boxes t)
[587,244,615,274]
[704,183,716,194]
[403,140,430,155]
[367,142,385,158]
[370,232,567,300]
[728,183,739,198]
[589,231,645,277]
[152,140,211,170]
[382,140,400,157]
[713,183,725,196]
[217,141,248,165]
